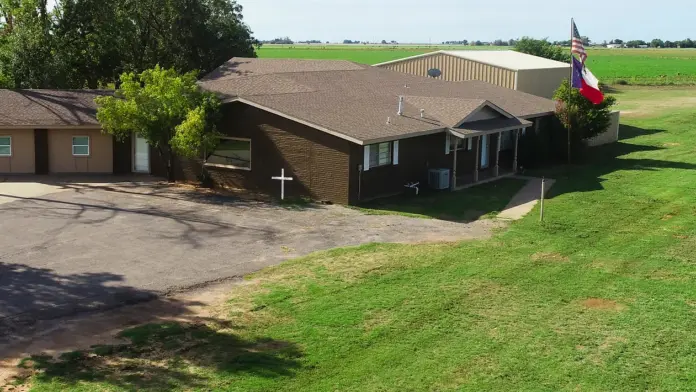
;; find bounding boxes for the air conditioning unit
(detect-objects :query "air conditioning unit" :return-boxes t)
[428,168,450,190]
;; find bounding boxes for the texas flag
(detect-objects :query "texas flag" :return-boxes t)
[571,56,604,104]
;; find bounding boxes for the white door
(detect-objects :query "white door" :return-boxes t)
[133,135,150,173]
[480,134,490,169]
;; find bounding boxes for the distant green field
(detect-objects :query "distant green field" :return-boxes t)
[258,45,696,85]
[586,49,696,85]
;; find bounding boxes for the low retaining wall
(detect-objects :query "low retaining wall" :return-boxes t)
[586,111,621,147]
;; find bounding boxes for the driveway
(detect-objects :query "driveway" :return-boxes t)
[0,179,499,337]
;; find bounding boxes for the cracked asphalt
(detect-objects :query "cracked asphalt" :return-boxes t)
[0,180,500,336]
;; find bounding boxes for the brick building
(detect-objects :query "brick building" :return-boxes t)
[0,58,557,205]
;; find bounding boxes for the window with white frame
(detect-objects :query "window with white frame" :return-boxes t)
[205,137,251,170]
[448,135,473,152]
[369,142,392,167]
[72,136,90,156]
[0,136,11,156]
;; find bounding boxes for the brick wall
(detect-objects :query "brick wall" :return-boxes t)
[157,102,353,204]
[352,133,454,201]
[350,132,502,202]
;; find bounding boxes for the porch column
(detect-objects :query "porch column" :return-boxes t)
[513,129,520,173]
[451,136,458,190]
[474,135,480,183]
[494,131,502,177]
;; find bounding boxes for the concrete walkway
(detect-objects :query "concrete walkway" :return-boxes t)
[497,176,555,220]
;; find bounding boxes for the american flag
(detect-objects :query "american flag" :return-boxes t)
[572,20,587,64]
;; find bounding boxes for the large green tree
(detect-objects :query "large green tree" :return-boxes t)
[553,79,617,162]
[0,0,258,89]
[96,66,221,181]
[0,0,59,88]
[514,37,568,63]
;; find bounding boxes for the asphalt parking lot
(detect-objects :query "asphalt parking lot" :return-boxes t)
[0,178,498,336]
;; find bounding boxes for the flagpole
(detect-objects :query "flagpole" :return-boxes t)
[568,18,573,164]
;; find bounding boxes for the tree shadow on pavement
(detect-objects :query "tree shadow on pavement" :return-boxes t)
[21,321,303,391]
[0,263,165,344]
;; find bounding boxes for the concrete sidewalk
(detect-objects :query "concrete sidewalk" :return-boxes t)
[497,177,555,220]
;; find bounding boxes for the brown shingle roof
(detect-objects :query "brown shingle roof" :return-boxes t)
[200,58,368,82]
[201,58,556,144]
[0,90,110,128]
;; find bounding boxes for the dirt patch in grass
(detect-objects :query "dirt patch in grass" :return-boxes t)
[0,280,237,388]
[531,252,569,262]
[581,298,626,311]
[663,142,681,147]
[362,309,393,332]
[661,213,676,221]
[620,95,696,118]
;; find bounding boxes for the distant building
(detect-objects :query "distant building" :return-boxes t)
[606,43,624,49]
[374,50,569,99]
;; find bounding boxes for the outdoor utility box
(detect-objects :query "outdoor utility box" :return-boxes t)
[428,169,450,190]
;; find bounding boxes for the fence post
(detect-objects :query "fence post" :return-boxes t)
[540,177,546,222]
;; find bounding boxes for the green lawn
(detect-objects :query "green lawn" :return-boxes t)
[14,88,696,391]
[258,45,696,85]
[355,178,527,221]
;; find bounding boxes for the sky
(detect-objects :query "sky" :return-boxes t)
[241,0,693,43]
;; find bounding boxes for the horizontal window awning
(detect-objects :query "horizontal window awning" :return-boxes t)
[448,117,533,139]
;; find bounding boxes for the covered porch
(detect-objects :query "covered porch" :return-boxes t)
[448,117,532,190]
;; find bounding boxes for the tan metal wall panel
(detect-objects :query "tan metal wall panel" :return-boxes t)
[380,54,517,90]
[587,111,621,147]
[515,67,568,99]
[48,129,113,173]
[0,129,35,174]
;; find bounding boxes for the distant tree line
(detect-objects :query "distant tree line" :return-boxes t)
[610,38,695,48]
[264,37,294,44]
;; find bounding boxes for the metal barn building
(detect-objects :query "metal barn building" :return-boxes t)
[374,50,570,99]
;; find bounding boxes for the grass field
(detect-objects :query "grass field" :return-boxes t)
[258,44,696,85]
[14,86,696,391]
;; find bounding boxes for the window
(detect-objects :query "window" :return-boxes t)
[369,142,392,167]
[0,136,11,157]
[72,136,90,156]
[205,137,251,170]
[449,135,473,152]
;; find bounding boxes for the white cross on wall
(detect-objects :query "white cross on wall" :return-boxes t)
[271,168,293,200]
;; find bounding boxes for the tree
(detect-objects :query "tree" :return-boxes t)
[679,38,694,48]
[514,37,568,63]
[0,0,259,89]
[553,80,617,162]
[625,40,646,48]
[493,39,505,46]
[611,39,623,44]
[96,66,221,181]
[650,39,664,48]
[0,0,61,88]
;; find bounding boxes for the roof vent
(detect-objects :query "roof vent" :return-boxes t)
[420,109,425,119]
[387,116,391,124]
[397,96,404,116]
[427,68,442,78]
